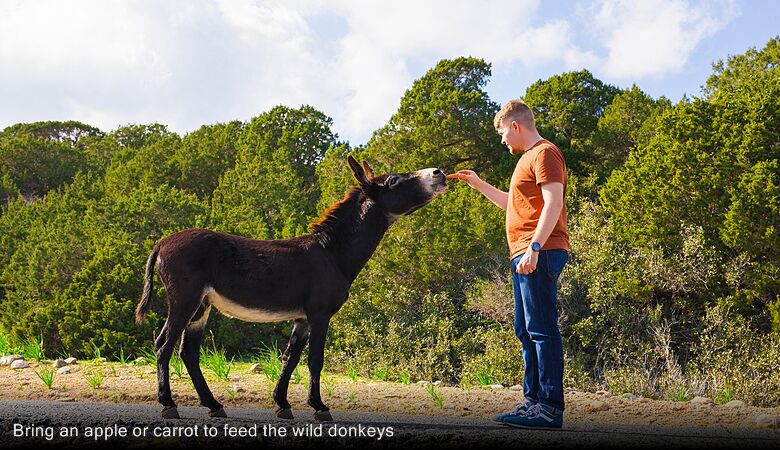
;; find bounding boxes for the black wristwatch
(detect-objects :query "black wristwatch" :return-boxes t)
[531,242,542,252]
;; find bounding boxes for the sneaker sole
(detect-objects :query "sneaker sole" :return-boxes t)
[501,421,562,430]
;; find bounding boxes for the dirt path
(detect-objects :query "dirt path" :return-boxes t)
[1,361,778,449]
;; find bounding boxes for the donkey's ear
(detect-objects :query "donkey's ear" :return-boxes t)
[361,160,375,180]
[347,155,370,186]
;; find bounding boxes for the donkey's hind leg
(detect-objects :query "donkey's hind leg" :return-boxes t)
[273,319,310,419]
[156,291,202,419]
[179,304,225,417]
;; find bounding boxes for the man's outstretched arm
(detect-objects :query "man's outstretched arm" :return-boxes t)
[448,170,508,210]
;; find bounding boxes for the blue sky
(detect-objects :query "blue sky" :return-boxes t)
[0,0,778,146]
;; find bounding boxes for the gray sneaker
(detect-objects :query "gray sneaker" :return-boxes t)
[490,400,535,423]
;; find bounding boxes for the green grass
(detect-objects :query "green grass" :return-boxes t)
[426,382,444,408]
[201,341,233,381]
[397,369,411,384]
[253,342,282,383]
[20,335,46,361]
[170,354,185,379]
[86,369,106,389]
[34,366,56,389]
[346,363,359,382]
[372,366,388,381]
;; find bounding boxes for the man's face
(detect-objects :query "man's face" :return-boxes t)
[497,119,523,155]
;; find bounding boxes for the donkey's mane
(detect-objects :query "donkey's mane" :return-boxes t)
[309,187,364,236]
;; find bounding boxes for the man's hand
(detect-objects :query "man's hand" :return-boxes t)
[516,250,539,275]
[447,170,483,188]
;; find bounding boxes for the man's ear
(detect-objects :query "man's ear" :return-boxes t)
[361,160,375,180]
[347,155,370,186]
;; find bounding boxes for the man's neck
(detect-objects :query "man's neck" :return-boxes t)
[521,132,544,152]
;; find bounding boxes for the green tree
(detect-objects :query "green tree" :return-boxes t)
[210,105,337,239]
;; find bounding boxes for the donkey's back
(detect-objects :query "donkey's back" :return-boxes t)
[136,228,348,325]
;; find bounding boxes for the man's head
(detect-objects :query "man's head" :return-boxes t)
[494,99,537,155]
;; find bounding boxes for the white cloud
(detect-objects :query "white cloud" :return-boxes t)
[587,0,740,79]
[4,0,696,144]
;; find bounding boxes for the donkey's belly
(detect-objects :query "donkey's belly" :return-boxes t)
[203,286,305,323]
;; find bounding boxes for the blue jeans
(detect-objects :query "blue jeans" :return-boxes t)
[511,249,569,412]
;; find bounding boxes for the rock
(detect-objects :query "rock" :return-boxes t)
[10,360,29,369]
[724,400,746,408]
[233,385,245,393]
[64,357,78,365]
[229,377,240,382]
[755,414,778,428]
[622,393,637,400]
[133,357,148,365]
[0,355,24,366]
[487,384,504,390]
[585,400,610,412]
[596,390,613,398]
[52,359,68,368]
[57,366,71,375]
[509,384,524,391]
[690,396,714,405]
[249,363,262,373]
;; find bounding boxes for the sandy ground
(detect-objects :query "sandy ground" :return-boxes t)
[1,359,779,433]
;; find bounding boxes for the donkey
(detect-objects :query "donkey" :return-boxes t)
[135,156,447,421]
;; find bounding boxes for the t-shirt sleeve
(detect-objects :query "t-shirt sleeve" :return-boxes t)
[534,146,566,185]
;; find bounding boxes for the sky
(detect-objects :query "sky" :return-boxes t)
[0,0,777,146]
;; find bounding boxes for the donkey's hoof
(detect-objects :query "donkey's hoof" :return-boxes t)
[314,410,333,422]
[276,407,294,419]
[161,406,180,419]
[208,407,227,418]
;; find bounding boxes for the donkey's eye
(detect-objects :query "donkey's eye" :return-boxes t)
[386,176,399,188]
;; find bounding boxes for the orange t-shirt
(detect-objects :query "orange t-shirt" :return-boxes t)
[506,139,569,259]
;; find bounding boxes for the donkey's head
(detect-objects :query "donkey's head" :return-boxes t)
[347,155,447,217]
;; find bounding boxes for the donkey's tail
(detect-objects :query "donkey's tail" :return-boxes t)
[135,246,160,324]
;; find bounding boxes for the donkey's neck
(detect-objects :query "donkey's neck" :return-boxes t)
[315,197,391,282]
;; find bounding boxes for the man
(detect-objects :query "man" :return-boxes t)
[449,99,569,428]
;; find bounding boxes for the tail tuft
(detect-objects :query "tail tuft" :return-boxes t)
[135,246,160,324]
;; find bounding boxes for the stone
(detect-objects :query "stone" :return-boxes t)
[755,414,778,428]
[10,360,29,369]
[249,363,262,373]
[57,366,71,375]
[0,355,24,366]
[52,359,67,368]
[487,384,504,390]
[724,400,746,408]
[233,385,245,393]
[622,393,637,400]
[690,396,714,405]
[230,377,241,382]
[64,357,78,365]
[585,400,610,412]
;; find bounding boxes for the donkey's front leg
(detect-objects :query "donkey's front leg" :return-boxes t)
[306,315,332,421]
[273,319,310,419]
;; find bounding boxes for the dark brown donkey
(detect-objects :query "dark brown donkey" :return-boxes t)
[135,156,447,421]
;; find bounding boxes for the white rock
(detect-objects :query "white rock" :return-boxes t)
[0,355,24,366]
[586,400,610,412]
[64,357,78,365]
[724,400,746,408]
[690,396,714,405]
[233,385,245,393]
[487,384,504,390]
[10,360,29,369]
[755,414,778,428]
[57,366,71,375]
[52,359,67,368]
[249,363,262,373]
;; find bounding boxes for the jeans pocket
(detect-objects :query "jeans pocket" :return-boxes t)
[545,250,569,280]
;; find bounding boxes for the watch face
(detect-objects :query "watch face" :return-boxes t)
[532,242,541,252]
